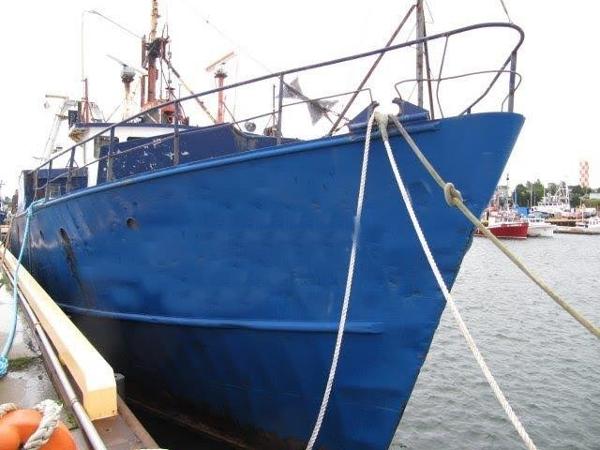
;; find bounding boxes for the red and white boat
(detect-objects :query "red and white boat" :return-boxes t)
[477,219,529,239]
[476,209,529,239]
[476,183,528,239]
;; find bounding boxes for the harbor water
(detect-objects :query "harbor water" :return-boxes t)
[394,234,600,449]
[139,234,600,449]
[6,232,597,449]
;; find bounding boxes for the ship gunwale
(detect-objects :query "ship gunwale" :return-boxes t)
[20,112,520,220]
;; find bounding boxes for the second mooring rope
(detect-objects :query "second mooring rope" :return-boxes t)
[377,112,537,450]
[305,110,377,450]
[387,113,600,340]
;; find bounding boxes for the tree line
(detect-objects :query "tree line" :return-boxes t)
[513,181,600,208]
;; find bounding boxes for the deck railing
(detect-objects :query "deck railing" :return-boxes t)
[30,22,524,204]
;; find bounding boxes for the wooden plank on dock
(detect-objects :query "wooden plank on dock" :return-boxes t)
[2,247,117,420]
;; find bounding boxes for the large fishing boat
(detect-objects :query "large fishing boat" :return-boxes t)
[531,182,572,217]
[9,2,524,449]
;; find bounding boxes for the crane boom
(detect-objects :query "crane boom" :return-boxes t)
[164,59,217,124]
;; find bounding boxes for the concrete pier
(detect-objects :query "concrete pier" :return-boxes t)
[0,285,91,448]
[0,252,161,449]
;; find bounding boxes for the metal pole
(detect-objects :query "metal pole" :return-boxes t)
[328,4,416,134]
[416,0,425,108]
[277,74,284,145]
[32,170,39,201]
[173,102,180,166]
[44,160,52,201]
[508,51,517,112]
[271,84,277,129]
[422,20,435,119]
[107,128,115,182]
[66,147,76,193]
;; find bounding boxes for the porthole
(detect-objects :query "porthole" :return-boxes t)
[126,217,139,230]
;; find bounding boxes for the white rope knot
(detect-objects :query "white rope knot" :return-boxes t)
[374,112,389,140]
[378,117,538,450]
[443,182,463,207]
[0,402,17,418]
[23,400,62,450]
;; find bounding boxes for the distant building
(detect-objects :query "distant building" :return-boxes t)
[589,193,600,200]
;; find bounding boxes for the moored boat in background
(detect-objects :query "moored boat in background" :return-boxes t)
[531,182,572,217]
[477,183,529,240]
[477,215,529,239]
[527,214,555,237]
[576,216,600,230]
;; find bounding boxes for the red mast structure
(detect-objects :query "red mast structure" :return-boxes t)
[205,51,235,124]
[140,0,178,123]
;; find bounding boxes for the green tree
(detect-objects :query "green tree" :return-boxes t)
[514,183,529,207]
[513,179,545,207]
[569,185,589,207]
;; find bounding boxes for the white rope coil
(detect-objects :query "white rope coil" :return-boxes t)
[0,401,62,450]
[305,109,378,450]
[23,400,62,450]
[0,402,17,418]
[376,112,537,450]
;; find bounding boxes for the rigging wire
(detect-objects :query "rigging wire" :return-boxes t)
[178,0,273,73]
[424,0,435,24]
[498,0,513,23]
[176,0,351,128]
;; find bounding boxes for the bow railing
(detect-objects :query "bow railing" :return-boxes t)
[27,22,524,207]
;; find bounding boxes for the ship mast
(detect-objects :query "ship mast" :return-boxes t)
[145,0,162,109]
[149,0,159,41]
[415,0,425,108]
[205,51,235,124]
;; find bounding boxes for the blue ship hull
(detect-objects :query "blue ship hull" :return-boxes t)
[12,112,523,449]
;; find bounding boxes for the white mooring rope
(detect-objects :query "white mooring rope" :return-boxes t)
[386,113,600,340]
[305,109,378,450]
[376,112,537,450]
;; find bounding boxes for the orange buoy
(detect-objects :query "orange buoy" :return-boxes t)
[0,408,76,450]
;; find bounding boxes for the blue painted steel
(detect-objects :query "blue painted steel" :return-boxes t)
[22,168,88,208]
[515,206,528,217]
[96,125,297,183]
[11,112,524,449]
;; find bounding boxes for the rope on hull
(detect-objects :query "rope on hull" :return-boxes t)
[387,113,600,340]
[378,112,537,450]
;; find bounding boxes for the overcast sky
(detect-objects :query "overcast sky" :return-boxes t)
[1,0,598,195]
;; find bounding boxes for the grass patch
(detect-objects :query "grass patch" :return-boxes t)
[64,412,78,430]
[0,270,10,290]
[8,355,41,371]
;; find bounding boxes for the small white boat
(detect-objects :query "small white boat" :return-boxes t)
[575,216,600,230]
[526,215,555,237]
